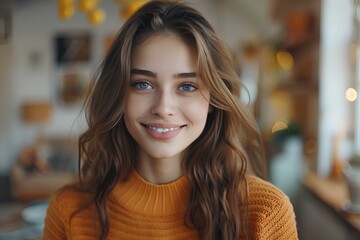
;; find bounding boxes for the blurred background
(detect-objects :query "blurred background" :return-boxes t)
[0,0,360,239]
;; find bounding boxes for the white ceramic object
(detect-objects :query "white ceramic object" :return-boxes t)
[21,202,48,224]
[344,166,360,207]
[343,200,360,214]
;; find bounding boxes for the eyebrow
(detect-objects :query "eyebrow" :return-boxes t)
[131,68,197,79]
[131,69,156,77]
[174,72,197,79]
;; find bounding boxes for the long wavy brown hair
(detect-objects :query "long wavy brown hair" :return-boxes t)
[78,1,265,239]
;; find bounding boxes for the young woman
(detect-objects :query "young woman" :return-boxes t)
[43,1,298,239]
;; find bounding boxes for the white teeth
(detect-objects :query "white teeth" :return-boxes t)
[147,126,180,133]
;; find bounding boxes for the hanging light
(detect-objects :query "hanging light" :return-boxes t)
[87,8,106,25]
[58,0,74,8]
[79,0,99,12]
[57,0,75,20]
[57,0,153,25]
[121,0,148,20]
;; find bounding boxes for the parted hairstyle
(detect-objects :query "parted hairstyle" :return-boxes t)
[78,1,266,239]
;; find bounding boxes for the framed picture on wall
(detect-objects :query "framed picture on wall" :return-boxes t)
[53,31,93,106]
[0,9,11,44]
[54,32,92,64]
[56,68,92,106]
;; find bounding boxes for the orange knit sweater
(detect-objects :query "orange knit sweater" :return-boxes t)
[43,171,298,239]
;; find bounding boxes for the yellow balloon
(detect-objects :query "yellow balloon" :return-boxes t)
[79,0,98,12]
[58,0,73,4]
[58,4,75,20]
[121,0,148,19]
[88,8,106,25]
[57,0,74,8]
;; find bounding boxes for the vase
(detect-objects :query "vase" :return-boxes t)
[344,165,360,213]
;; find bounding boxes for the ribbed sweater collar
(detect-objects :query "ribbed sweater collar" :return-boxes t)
[111,171,191,217]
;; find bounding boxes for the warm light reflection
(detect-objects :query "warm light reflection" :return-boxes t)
[276,50,294,69]
[272,119,289,133]
[305,139,317,154]
[346,87,357,102]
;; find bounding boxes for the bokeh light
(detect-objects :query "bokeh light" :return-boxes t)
[345,87,357,102]
[276,50,294,69]
[272,118,289,133]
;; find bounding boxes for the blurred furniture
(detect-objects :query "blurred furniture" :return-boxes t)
[21,101,51,124]
[10,138,77,202]
[11,167,75,202]
[10,101,77,202]
[0,201,46,240]
[296,172,360,239]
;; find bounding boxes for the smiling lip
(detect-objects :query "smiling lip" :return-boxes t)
[142,123,185,140]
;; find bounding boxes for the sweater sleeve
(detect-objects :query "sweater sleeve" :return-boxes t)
[247,176,298,240]
[255,195,298,240]
[43,192,68,240]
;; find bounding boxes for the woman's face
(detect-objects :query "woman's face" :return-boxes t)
[124,33,210,163]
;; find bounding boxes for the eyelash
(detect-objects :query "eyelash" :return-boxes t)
[131,81,153,90]
[130,80,198,92]
[178,83,197,92]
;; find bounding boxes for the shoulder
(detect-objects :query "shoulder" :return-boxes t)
[247,175,290,207]
[245,175,299,240]
[51,184,92,207]
[43,185,94,239]
[45,184,93,224]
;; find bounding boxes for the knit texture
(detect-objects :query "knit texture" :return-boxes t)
[43,172,298,239]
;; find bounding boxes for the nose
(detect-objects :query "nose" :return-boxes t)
[151,89,177,117]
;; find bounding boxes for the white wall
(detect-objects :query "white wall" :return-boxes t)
[213,0,271,49]
[318,0,353,177]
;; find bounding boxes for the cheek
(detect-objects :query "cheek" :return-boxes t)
[124,95,144,124]
[185,98,210,123]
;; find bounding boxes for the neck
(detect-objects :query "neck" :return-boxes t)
[136,152,183,184]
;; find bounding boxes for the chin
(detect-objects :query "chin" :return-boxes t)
[148,152,181,159]
[144,147,185,160]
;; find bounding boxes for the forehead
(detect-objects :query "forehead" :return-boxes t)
[131,33,198,72]
[133,31,196,52]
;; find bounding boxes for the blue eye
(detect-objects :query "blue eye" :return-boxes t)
[179,84,196,92]
[134,81,152,90]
